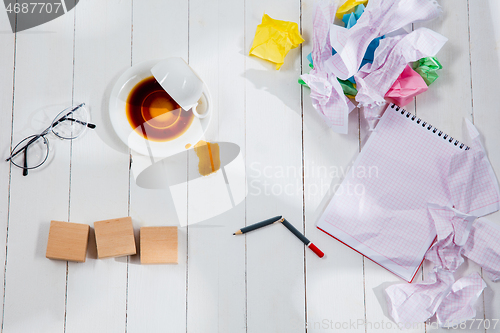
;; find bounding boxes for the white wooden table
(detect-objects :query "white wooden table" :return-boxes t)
[0,0,499,332]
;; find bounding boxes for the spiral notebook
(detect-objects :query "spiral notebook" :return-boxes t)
[317,104,500,282]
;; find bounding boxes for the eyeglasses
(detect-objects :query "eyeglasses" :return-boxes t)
[6,103,96,176]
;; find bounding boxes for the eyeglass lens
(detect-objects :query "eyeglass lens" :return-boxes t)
[51,104,91,139]
[9,135,49,171]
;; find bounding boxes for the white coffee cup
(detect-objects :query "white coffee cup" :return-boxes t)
[151,57,210,119]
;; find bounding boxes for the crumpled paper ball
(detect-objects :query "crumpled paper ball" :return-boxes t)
[384,64,428,106]
[249,13,304,70]
[413,56,443,85]
[336,0,368,19]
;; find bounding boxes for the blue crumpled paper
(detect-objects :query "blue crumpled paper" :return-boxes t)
[307,4,384,85]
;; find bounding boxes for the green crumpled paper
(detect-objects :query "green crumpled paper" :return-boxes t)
[338,79,358,97]
[412,57,442,86]
[299,77,358,98]
[298,78,308,86]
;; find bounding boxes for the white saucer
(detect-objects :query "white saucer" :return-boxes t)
[109,59,212,157]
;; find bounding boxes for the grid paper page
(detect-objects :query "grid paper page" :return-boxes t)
[317,105,498,282]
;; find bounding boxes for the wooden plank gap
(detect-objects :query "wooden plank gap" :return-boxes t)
[243,0,248,331]
[185,2,190,331]
[125,3,134,333]
[1,21,17,333]
[126,156,132,333]
[131,0,133,67]
[466,0,474,124]
[185,151,189,333]
[299,1,309,332]
[64,6,78,333]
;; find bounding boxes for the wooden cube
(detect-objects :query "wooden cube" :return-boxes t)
[140,226,178,264]
[94,217,136,259]
[46,221,90,262]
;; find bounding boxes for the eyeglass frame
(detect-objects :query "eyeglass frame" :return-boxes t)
[5,103,96,176]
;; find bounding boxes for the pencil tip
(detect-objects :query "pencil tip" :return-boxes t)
[233,233,235,235]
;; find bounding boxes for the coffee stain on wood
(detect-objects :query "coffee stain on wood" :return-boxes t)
[194,141,220,176]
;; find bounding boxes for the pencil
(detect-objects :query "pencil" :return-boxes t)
[233,216,283,235]
[282,219,324,258]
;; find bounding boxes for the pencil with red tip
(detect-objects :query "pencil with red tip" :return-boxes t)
[282,219,324,258]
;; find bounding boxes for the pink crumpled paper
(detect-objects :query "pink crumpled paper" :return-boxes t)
[384,64,428,107]
[354,28,446,130]
[385,121,500,327]
[355,28,447,108]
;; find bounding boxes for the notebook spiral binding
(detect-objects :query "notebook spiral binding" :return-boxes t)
[390,104,470,150]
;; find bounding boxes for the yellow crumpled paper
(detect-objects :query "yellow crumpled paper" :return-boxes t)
[249,13,304,70]
[336,0,368,19]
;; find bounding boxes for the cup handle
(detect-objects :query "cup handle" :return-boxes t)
[191,89,210,119]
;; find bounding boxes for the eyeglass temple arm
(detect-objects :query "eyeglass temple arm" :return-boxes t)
[65,118,96,129]
[50,103,86,128]
[23,149,28,176]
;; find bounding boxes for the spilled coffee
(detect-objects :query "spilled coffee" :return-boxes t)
[126,76,194,142]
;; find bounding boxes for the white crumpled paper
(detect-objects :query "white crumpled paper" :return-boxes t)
[354,28,447,108]
[436,273,487,328]
[385,120,500,328]
[386,151,500,327]
[355,28,447,130]
[386,268,455,324]
[301,1,352,133]
[464,218,500,282]
[386,206,495,327]
[302,0,444,134]
[325,0,442,80]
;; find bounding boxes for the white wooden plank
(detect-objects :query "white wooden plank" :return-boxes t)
[469,1,500,332]
[66,0,132,332]
[126,1,188,332]
[303,109,367,332]
[414,0,472,135]
[186,0,246,331]
[244,1,305,332]
[301,0,366,332]
[415,1,483,332]
[0,9,15,328]
[359,2,469,333]
[2,11,75,333]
